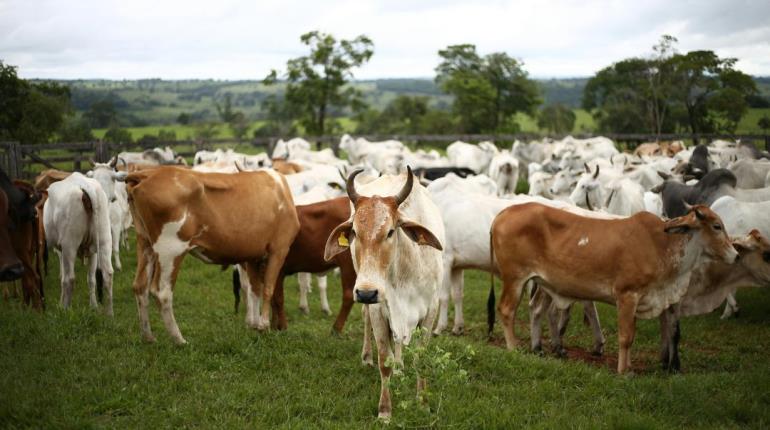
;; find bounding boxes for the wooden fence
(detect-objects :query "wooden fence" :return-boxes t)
[1,133,768,180]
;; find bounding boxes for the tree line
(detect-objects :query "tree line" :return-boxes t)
[2,33,769,146]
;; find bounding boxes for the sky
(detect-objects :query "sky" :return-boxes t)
[1,0,769,80]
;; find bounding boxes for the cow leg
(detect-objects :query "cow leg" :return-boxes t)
[450,268,465,335]
[111,221,122,271]
[547,297,568,357]
[498,275,527,349]
[720,293,739,319]
[86,254,99,310]
[332,263,356,334]
[297,272,311,314]
[243,262,265,330]
[98,250,114,317]
[270,273,288,330]
[132,236,155,342]
[529,285,549,354]
[369,305,394,421]
[317,275,331,316]
[152,253,187,345]
[257,243,292,332]
[616,293,640,374]
[58,248,76,309]
[582,301,605,356]
[361,305,374,366]
[433,263,451,335]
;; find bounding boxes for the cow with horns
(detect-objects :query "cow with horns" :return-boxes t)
[324,166,445,421]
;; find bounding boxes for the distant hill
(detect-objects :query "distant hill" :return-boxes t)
[44,76,766,127]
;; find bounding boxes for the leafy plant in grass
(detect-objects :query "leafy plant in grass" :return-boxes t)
[388,328,475,428]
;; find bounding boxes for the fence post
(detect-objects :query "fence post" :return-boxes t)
[7,142,21,179]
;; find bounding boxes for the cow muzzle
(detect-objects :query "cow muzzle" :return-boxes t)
[354,288,379,304]
[0,263,24,282]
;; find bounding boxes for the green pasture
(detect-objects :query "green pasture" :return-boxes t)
[1,232,769,428]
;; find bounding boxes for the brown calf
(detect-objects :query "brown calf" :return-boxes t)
[490,202,737,373]
[126,166,299,344]
[236,197,357,333]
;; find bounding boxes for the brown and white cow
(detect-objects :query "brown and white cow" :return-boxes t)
[234,196,358,334]
[324,167,445,420]
[125,166,299,344]
[490,202,737,373]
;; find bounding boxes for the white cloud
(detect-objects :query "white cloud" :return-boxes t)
[1,0,768,79]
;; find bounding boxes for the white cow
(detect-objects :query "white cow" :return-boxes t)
[324,167,444,421]
[447,141,499,174]
[44,173,115,315]
[710,196,770,318]
[339,134,405,165]
[272,137,312,159]
[488,150,520,196]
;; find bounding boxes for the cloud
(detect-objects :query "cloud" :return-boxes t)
[1,0,768,79]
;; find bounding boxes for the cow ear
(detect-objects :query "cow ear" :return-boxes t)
[324,220,353,262]
[113,171,128,182]
[327,182,343,191]
[664,216,695,234]
[86,171,94,178]
[399,219,443,251]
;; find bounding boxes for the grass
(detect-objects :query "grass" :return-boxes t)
[2,232,770,428]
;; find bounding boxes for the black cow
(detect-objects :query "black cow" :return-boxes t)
[653,169,737,218]
[413,167,476,182]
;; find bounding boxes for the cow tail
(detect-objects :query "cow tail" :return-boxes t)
[232,268,241,314]
[96,268,103,304]
[43,238,49,276]
[487,230,496,338]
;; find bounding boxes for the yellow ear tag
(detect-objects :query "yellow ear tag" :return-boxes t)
[338,232,349,247]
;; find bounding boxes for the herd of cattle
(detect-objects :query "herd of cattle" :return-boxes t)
[2,133,770,420]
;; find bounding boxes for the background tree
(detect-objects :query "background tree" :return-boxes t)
[103,125,133,144]
[264,31,373,140]
[435,44,540,133]
[84,98,118,128]
[0,61,72,144]
[177,112,191,125]
[58,117,94,142]
[759,116,770,134]
[254,95,298,137]
[537,103,576,134]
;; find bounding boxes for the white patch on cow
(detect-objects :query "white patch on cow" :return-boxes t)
[152,212,190,278]
[578,237,589,247]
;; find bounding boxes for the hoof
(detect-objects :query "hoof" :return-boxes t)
[255,317,270,332]
[361,355,374,367]
[322,308,332,316]
[591,345,604,357]
[532,345,544,357]
[330,328,342,338]
[377,412,391,423]
[142,334,157,344]
[451,326,464,336]
[299,306,309,315]
[172,337,188,346]
[553,346,567,358]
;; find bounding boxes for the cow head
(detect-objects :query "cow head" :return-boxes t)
[569,164,602,211]
[732,230,770,284]
[0,189,23,282]
[324,166,442,305]
[549,169,579,195]
[663,203,738,264]
[88,158,128,202]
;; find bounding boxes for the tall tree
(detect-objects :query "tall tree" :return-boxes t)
[538,103,576,134]
[435,44,540,133]
[264,31,373,139]
[0,61,72,144]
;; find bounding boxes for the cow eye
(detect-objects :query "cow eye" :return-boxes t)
[713,224,722,231]
[349,229,356,239]
[387,229,395,239]
[763,252,770,263]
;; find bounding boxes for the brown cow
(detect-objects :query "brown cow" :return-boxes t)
[235,197,357,334]
[271,159,304,175]
[0,188,23,282]
[33,169,71,193]
[126,166,299,344]
[490,202,737,373]
[10,181,44,309]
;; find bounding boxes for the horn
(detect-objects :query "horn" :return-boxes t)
[234,160,245,172]
[394,166,414,206]
[593,165,600,179]
[585,193,594,211]
[89,158,97,167]
[109,156,118,169]
[657,171,671,180]
[346,169,364,205]
[118,157,128,168]
[584,162,590,174]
